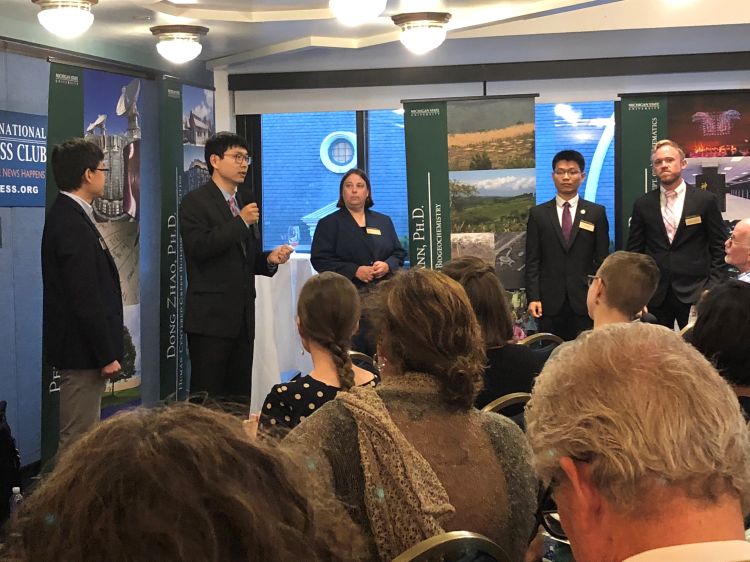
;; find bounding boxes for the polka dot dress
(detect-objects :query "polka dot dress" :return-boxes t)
[260,372,380,432]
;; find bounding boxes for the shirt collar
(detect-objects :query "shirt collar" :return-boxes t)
[556,194,579,208]
[215,183,237,202]
[660,180,686,196]
[61,190,94,219]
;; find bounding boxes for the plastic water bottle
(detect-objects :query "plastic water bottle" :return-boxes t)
[9,486,23,515]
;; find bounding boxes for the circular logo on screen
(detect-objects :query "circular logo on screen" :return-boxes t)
[320,131,357,173]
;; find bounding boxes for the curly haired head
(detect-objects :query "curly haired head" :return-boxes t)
[366,268,485,409]
[11,403,365,562]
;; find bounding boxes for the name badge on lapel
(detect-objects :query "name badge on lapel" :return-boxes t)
[99,237,109,251]
[579,220,595,232]
[685,215,702,226]
[366,227,382,236]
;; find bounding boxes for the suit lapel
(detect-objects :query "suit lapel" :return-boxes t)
[208,182,246,258]
[649,189,670,244]
[567,200,586,248]
[60,195,119,278]
[544,200,568,251]
[342,209,375,263]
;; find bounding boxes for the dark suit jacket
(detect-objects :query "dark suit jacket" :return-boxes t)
[311,208,406,289]
[525,198,609,316]
[626,185,727,306]
[41,194,123,369]
[179,180,275,339]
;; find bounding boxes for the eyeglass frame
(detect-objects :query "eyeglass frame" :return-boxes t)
[726,233,750,248]
[530,483,569,545]
[586,274,603,287]
[553,168,582,178]
[93,167,109,172]
[223,151,252,165]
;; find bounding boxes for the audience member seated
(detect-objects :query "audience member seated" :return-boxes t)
[586,251,660,328]
[9,403,365,562]
[526,323,750,562]
[725,218,750,283]
[692,279,750,417]
[260,272,378,434]
[283,268,537,561]
[442,256,545,413]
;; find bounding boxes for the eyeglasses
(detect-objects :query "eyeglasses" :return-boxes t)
[553,169,581,177]
[530,484,569,545]
[224,152,251,165]
[727,234,749,248]
[586,274,602,287]
[95,167,109,172]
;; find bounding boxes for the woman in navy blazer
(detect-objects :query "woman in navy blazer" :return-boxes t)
[311,168,406,354]
[311,168,406,290]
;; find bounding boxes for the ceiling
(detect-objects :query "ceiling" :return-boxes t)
[1,0,750,79]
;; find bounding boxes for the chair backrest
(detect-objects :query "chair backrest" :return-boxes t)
[679,322,694,341]
[481,392,532,415]
[392,531,511,562]
[517,332,564,348]
[348,350,379,375]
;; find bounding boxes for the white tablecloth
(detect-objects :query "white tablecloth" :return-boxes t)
[251,252,315,413]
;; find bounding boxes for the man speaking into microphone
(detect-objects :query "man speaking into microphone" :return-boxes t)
[180,132,292,404]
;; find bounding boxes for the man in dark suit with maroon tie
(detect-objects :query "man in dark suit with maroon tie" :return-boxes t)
[626,139,727,329]
[179,132,292,403]
[525,150,610,341]
[42,139,123,451]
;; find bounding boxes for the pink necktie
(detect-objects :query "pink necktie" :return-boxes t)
[228,195,240,217]
[562,202,572,244]
[663,190,678,243]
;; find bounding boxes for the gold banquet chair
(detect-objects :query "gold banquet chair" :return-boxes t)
[481,392,532,415]
[348,350,379,375]
[517,332,564,348]
[392,531,511,562]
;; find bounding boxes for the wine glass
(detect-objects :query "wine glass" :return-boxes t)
[287,225,300,248]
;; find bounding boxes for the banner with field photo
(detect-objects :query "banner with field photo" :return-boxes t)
[445,96,536,291]
[42,64,149,463]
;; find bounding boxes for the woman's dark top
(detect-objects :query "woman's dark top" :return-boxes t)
[260,372,379,432]
[475,345,547,415]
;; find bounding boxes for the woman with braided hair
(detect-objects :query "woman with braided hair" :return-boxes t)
[259,271,378,435]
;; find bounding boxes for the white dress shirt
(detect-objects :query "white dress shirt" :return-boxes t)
[624,540,750,561]
[738,270,750,284]
[660,180,687,230]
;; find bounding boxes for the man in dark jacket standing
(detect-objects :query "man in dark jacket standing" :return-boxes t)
[42,139,123,451]
[525,150,610,340]
[179,132,292,404]
[627,139,727,328]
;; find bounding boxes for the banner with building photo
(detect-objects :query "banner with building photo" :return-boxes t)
[158,81,214,401]
[619,91,750,243]
[42,63,146,462]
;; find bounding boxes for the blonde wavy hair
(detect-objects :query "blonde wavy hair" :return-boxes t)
[526,322,750,515]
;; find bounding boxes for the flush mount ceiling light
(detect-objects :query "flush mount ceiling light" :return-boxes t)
[329,0,387,27]
[392,12,451,55]
[150,25,209,64]
[32,0,97,39]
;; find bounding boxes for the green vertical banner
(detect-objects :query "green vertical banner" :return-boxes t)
[618,96,668,245]
[158,78,188,400]
[41,64,85,465]
[404,101,450,269]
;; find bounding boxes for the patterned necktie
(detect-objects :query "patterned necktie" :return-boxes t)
[562,202,573,244]
[228,195,240,217]
[663,189,678,243]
